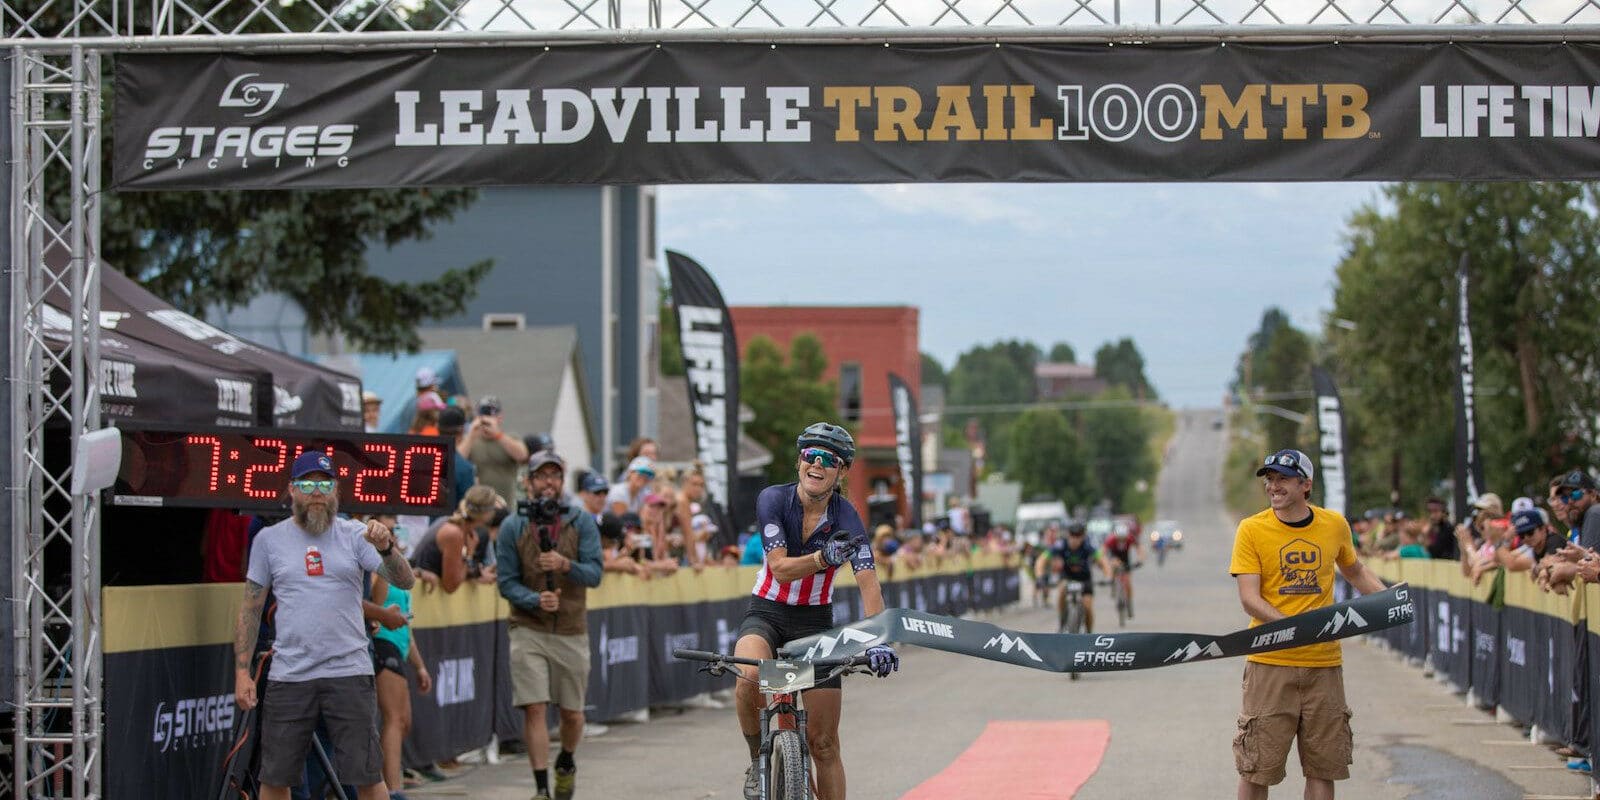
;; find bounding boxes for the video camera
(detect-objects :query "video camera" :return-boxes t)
[518,496,567,527]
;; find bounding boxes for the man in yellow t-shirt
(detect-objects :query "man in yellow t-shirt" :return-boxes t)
[1229,448,1386,800]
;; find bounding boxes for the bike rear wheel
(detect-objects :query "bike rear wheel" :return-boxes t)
[770,730,810,800]
[1114,578,1129,628]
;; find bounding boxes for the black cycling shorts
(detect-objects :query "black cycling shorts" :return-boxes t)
[737,596,843,690]
[372,638,405,677]
[1060,573,1094,597]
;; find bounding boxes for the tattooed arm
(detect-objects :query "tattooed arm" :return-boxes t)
[363,518,416,590]
[234,580,267,710]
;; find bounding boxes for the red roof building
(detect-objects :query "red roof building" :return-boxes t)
[729,305,920,527]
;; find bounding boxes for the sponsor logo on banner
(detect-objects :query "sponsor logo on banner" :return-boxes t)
[1436,601,1452,653]
[597,623,641,685]
[716,618,739,655]
[152,694,234,753]
[1094,635,1116,648]
[983,633,1043,663]
[1317,608,1368,637]
[220,73,287,117]
[1507,636,1527,667]
[1165,640,1223,663]
[677,304,732,512]
[799,628,877,661]
[1474,631,1497,658]
[100,360,138,399]
[339,381,363,413]
[664,631,700,656]
[1316,395,1346,515]
[216,378,254,416]
[1251,628,1296,648]
[137,74,356,175]
[434,657,476,706]
[900,616,956,639]
[1074,650,1135,667]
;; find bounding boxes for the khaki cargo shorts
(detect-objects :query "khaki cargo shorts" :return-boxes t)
[509,625,591,710]
[1233,661,1354,786]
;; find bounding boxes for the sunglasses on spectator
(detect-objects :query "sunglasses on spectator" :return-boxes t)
[800,447,843,469]
[291,479,335,495]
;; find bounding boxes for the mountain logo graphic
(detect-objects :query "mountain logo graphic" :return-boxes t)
[1165,640,1223,663]
[799,628,878,660]
[1317,608,1368,637]
[983,633,1043,662]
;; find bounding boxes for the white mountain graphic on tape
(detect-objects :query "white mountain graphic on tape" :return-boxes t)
[983,633,1043,662]
[800,628,878,660]
[1165,640,1223,663]
[1317,608,1367,637]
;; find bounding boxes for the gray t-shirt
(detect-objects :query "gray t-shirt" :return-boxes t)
[605,482,645,514]
[247,517,382,683]
[1580,503,1600,551]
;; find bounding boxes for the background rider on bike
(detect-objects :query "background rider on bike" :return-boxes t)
[1101,521,1146,619]
[1053,521,1114,632]
[731,422,898,800]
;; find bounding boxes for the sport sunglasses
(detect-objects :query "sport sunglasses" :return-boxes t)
[290,479,336,495]
[800,447,844,469]
[1262,453,1308,477]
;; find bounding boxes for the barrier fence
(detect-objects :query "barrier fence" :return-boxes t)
[102,555,1021,797]
[1366,559,1595,752]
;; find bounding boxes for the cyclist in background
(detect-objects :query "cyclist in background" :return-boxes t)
[1052,521,1114,632]
[1101,521,1145,619]
[731,423,898,800]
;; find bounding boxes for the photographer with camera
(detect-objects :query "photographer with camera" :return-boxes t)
[496,451,603,800]
[462,395,529,503]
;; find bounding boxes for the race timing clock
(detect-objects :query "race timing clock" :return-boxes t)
[114,424,453,515]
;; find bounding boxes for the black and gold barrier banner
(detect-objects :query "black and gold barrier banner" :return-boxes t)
[114,42,1600,189]
[102,560,1018,796]
[783,583,1415,672]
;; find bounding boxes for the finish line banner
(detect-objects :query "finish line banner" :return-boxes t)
[781,583,1415,672]
[113,43,1600,189]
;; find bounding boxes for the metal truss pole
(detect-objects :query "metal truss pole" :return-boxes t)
[9,45,102,800]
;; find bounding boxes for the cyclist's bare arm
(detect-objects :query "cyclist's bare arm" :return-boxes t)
[857,568,886,617]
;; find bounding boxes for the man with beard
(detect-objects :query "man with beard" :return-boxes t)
[233,452,416,800]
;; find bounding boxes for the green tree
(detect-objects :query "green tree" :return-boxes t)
[741,334,839,485]
[659,284,684,377]
[25,0,489,353]
[921,352,947,388]
[1081,386,1154,510]
[1008,408,1096,506]
[1233,308,1314,452]
[1048,342,1078,363]
[1093,338,1156,399]
[945,339,1042,471]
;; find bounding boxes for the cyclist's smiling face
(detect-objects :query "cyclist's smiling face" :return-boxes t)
[797,448,842,494]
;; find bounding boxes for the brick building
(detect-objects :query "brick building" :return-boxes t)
[728,306,920,527]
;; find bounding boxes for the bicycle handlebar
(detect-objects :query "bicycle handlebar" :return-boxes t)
[673,648,871,669]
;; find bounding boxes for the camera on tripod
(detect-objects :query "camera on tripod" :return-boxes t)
[518,496,566,528]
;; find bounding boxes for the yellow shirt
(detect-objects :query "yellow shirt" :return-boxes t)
[1229,505,1358,667]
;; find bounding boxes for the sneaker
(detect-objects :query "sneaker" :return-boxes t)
[583,722,610,738]
[532,793,552,800]
[743,762,760,800]
[1569,758,1592,773]
[554,766,576,800]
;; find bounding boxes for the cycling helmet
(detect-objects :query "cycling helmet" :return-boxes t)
[796,422,855,465]
[1066,520,1087,536]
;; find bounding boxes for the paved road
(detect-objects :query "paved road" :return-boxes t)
[415,409,1593,799]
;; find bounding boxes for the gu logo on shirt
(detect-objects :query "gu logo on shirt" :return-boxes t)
[305,546,324,577]
[1277,539,1322,595]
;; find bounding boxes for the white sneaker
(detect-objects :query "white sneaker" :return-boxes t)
[681,693,726,709]
[583,722,611,738]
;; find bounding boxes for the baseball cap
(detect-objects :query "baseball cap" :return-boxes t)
[414,366,440,390]
[361,390,381,405]
[416,391,446,411]
[620,512,643,530]
[1255,449,1313,480]
[290,451,335,480]
[1558,469,1599,492]
[1510,496,1536,514]
[579,472,610,494]
[1472,492,1505,517]
[598,513,625,541]
[627,456,656,477]
[1511,508,1543,534]
[477,395,503,416]
[528,450,566,474]
[438,406,467,435]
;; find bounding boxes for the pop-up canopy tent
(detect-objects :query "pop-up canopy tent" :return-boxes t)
[43,236,363,430]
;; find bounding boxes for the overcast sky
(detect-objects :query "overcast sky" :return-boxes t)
[657,182,1384,409]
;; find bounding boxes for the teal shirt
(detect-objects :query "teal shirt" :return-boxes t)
[1397,543,1429,559]
[374,584,412,660]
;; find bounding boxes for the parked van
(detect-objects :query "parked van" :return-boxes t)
[1016,501,1070,546]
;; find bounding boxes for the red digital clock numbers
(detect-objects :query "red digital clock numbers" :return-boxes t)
[117,425,453,515]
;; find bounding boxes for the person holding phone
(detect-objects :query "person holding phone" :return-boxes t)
[462,395,529,503]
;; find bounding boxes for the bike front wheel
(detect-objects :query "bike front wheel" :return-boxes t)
[770,730,810,800]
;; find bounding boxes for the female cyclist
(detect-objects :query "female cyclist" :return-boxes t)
[732,422,898,800]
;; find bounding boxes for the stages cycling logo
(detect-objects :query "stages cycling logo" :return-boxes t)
[219,74,287,117]
[152,694,234,754]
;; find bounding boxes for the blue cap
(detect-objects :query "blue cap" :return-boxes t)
[1511,508,1543,534]
[1255,449,1313,480]
[291,451,335,480]
[579,472,610,494]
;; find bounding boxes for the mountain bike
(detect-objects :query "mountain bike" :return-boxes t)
[1110,562,1141,627]
[1058,578,1090,681]
[675,648,873,800]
